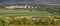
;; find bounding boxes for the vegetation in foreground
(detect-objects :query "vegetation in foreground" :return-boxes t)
[0,16,60,26]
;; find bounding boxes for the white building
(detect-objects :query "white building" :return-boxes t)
[28,6,31,8]
[5,4,37,9]
[5,4,27,9]
[5,6,15,9]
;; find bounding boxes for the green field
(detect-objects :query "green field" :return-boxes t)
[0,9,53,16]
[0,9,59,16]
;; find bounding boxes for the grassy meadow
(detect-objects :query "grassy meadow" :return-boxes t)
[0,9,58,16]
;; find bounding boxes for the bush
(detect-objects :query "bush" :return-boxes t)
[0,16,59,25]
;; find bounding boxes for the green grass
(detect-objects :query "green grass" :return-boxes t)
[0,9,59,16]
[2,24,56,26]
[0,21,3,26]
[0,9,53,16]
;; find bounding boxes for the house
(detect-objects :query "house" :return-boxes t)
[5,6,15,9]
[5,4,37,9]
[5,5,28,9]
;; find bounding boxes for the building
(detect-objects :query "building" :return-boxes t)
[5,4,37,9]
[5,5,27,9]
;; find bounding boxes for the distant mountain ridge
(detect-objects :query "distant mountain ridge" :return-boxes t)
[0,0,60,4]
